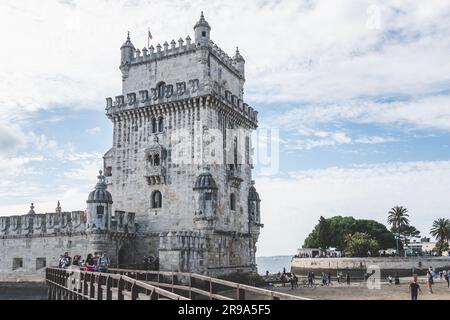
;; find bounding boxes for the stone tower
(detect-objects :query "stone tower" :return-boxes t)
[104,13,262,275]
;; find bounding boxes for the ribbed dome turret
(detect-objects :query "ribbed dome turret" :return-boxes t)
[87,171,113,203]
[121,31,135,49]
[194,11,211,30]
[193,172,218,190]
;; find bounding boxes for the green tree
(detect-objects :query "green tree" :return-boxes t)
[430,218,450,256]
[387,206,410,256]
[317,216,331,250]
[344,232,380,257]
[303,216,396,251]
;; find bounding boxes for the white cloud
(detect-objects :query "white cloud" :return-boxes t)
[256,160,450,256]
[85,127,101,135]
[271,95,450,133]
[0,123,27,156]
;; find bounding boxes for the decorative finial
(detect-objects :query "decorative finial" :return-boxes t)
[201,11,204,19]
[127,31,130,40]
[28,203,36,215]
[236,47,240,53]
[56,201,61,214]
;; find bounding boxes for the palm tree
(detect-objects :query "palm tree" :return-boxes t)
[387,206,410,256]
[430,218,450,256]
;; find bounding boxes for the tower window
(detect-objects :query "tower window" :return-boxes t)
[230,193,236,211]
[204,192,212,201]
[157,82,166,99]
[97,206,104,217]
[151,190,162,209]
[153,154,160,166]
[158,117,164,132]
[151,118,157,133]
[105,166,112,177]
[13,258,23,270]
[36,257,46,270]
[202,31,206,37]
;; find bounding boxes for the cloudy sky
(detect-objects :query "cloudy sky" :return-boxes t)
[0,0,449,257]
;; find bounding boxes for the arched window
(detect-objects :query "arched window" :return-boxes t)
[151,191,162,209]
[158,117,164,133]
[230,193,236,211]
[148,154,153,165]
[151,118,157,133]
[153,154,160,166]
[157,82,166,99]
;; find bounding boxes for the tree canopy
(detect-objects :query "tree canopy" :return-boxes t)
[303,216,396,251]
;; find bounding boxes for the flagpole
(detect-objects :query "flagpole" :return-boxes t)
[148,28,150,49]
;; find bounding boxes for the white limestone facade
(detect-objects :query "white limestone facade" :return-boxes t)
[104,12,262,275]
[0,13,262,280]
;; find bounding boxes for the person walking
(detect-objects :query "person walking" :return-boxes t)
[394,273,400,285]
[426,270,434,293]
[444,270,450,288]
[346,272,350,286]
[409,278,421,300]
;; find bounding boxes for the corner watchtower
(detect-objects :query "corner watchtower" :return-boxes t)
[194,11,211,47]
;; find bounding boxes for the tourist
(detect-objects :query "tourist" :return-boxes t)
[388,275,393,285]
[444,270,450,288]
[327,272,332,286]
[409,278,421,300]
[72,255,81,266]
[439,270,443,280]
[294,274,298,288]
[346,272,350,286]
[426,270,434,293]
[321,272,327,286]
[266,270,269,277]
[307,271,313,287]
[290,276,295,290]
[394,273,400,285]
[58,254,65,268]
[97,252,110,273]
[64,252,72,266]
[83,253,96,271]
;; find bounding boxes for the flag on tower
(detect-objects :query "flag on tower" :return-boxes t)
[148,28,153,48]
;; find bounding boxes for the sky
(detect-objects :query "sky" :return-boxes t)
[0,0,450,257]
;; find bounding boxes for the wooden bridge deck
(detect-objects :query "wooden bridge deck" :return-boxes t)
[45,267,310,300]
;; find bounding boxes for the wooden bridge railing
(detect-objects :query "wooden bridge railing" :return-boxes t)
[45,267,190,300]
[107,268,310,300]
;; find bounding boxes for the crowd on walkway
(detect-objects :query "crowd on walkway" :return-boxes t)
[57,251,110,273]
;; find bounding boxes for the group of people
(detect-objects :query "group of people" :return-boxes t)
[386,273,401,285]
[57,251,110,273]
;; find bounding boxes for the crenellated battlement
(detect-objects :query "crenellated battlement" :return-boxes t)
[0,205,138,238]
[125,37,243,79]
[105,86,258,124]
[0,211,87,237]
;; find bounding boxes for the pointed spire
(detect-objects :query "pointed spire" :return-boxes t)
[55,201,62,214]
[28,203,35,215]
[194,11,211,30]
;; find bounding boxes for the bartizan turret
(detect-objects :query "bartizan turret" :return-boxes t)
[86,170,113,231]
[194,11,211,47]
[120,32,136,80]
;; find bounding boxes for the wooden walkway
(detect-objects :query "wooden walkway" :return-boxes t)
[45,267,311,300]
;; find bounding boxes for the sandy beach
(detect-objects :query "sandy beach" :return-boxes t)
[271,276,450,300]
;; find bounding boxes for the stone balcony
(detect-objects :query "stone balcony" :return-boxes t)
[144,165,166,185]
[227,165,244,189]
